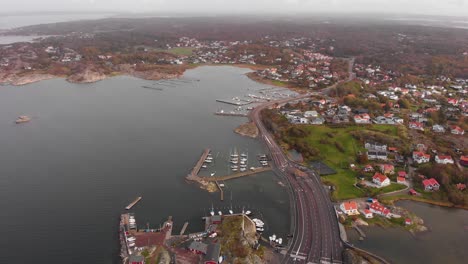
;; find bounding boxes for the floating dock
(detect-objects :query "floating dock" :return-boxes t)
[125,197,142,210]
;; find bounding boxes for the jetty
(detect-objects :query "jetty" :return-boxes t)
[214,112,248,117]
[216,99,252,106]
[180,222,189,235]
[125,197,142,210]
[200,167,272,181]
[186,149,211,180]
[215,181,224,201]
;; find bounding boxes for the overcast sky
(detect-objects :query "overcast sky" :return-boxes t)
[1,0,467,16]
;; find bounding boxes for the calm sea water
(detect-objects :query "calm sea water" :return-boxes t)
[0,66,291,264]
[0,13,114,29]
[348,200,468,264]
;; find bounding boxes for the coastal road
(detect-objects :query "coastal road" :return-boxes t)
[249,94,344,264]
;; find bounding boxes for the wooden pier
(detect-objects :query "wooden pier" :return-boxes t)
[187,149,211,180]
[200,167,272,182]
[125,197,142,210]
[180,222,189,235]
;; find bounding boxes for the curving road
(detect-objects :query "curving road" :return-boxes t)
[249,94,344,264]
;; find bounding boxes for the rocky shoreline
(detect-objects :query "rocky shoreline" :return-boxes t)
[234,122,259,138]
[0,65,189,86]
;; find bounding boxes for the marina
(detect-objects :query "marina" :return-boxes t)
[0,66,291,264]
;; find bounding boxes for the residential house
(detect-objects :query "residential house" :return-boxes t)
[435,155,454,164]
[398,171,408,179]
[456,183,466,191]
[304,111,319,118]
[362,209,373,218]
[373,173,391,187]
[432,124,446,133]
[310,117,325,125]
[340,201,359,215]
[367,151,388,160]
[363,165,374,172]
[354,114,371,124]
[405,219,412,225]
[369,202,391,218]
[413,151,430,164]
[450,125,465,135]
[422,178,440,191]
[379,164,395,174]
[365,142,388,152]
[409,121,424,131]
[460,156,468,167]
[397,176,406,184]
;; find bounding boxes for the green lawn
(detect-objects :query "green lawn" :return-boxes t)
[297,125,399,200]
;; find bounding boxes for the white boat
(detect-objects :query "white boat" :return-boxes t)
[211,172,216,176]
[219,256,224,263]
[245,210,251,215]
[278,238,283,244]
[256,228,264,232]
[240,168,246,172]
[219,183,225,188]
[231,165,238,169]
[204,159,212,163]
[229,210,233,215]
[232,168,238,172]
[240,164,247,168]
[128,243,135,247]
[210,205,215,216]
[272,234,276,240]
[241,153,247,157]
[218,211,223,215]
[202,165,207,168]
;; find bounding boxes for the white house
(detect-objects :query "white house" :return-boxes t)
[365,142,388,152]
[432,125,446,133]
[304,111,319,118]
[340,201,359,216]
[413,151,430,164]
[435,155,454,164]
[372,173,391,187]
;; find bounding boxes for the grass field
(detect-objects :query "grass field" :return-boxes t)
[297,125,399,200]
[166,47,194,56]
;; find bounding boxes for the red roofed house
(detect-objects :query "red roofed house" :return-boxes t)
[409,121,424,131]
[373,173,391,187]
[397,176,406,184]
[413,151,430,164]
[354,114,371,124]
[398,171,407,178]
[447,98,459,106]
[379,164,395,174]
[450,125,465,135]
[435,155,454,164]
[405,218,412,225]
[460,156,468,167]
[456,183,466,191]
[363,164,374,172]
[340,201,359,216]
[423,178,440,191]
[369,202,391,218]
[362,209,373,218]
